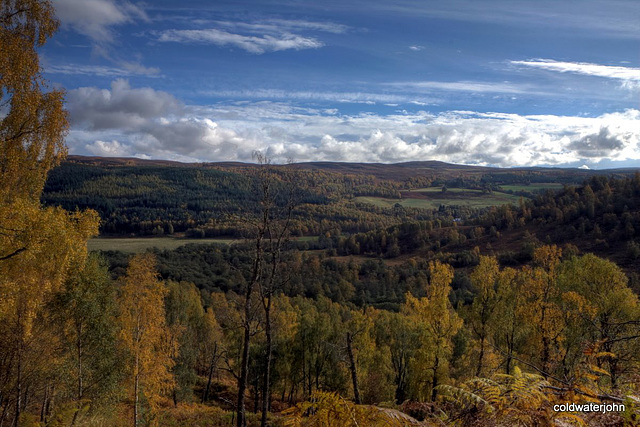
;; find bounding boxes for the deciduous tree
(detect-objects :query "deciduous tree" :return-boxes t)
[118,254,175,426]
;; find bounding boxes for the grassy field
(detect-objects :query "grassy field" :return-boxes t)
[355,189,522,210]
[88,237,237,253]
[354,195,521,209]
[411,187,482,194]
[88,235,320,253]
[499,183,564,192]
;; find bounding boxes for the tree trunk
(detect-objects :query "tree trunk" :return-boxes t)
[39,385,48,423]
[431,355,439,402]
[1,397,9,427]
[237,208,264,427]
[237,291,252,427]
[254,377,259,414]
[505,330,515,375]
[346,333,361,404]
[202,345,218,403]
[12,334,22,427]
[260,297,272,427]
[71,323,83,426]
[476,333,485,377]
[77,323,83,401]
[237,284,255,427]
[134,349,139,427]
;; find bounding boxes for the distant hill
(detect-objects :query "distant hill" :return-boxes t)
[67,155,617,182]
[45,156,639,246]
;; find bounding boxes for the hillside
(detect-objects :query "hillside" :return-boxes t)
[44,156,621,238]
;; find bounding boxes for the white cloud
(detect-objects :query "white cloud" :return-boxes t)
[385,80,540,95]
[66,81,640,168]
[512,59,640,85]
[53,0,146,43]
[213,19,349,35]
[158,28,323,54]
[266,19,349,34]
[354,1,640,40]
[409,45,424,51]
[52,0,157,77]
[206,89,437,105]
[155,17,347,54]
[46,63,159,77]
[67,79,182,130]
[86,139,132,156]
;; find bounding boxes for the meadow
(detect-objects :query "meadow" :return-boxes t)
[355,186,523,209]
[88,235,320,253]
[87,237,237,253]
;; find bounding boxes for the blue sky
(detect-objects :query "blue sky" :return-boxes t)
[43,0,640,168]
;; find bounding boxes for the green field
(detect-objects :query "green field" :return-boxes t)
[88,237,237,253]
[355,191,522,210]
[412,187,482,194]
[88,235,320,253]
[500,183,564,192]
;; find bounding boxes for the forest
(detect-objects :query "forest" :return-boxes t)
[2,1,640,426]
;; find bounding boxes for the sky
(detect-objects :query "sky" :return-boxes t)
[42,0,640,168]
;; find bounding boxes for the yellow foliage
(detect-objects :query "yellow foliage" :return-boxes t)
[283,391,424,426]
[403,261,463,401]
[438,367,561,426]
[118,254,175,425]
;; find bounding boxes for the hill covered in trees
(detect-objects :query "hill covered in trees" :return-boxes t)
[43,155,617,237]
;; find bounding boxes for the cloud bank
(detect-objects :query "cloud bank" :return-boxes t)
[66,81,640,168]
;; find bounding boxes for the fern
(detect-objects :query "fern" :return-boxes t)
[437,368,563,426]
[283,391,427,426]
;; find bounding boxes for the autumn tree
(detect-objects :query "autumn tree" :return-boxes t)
[557,254,640,388]
[468,256,500,377]
[492,266,526,375]
[164,280,207,403]
[0,2,99,423]
[404,260,462,401]
[1,0,67,204]
[50,254,123,422]
[520,246,565,377]
[118,254,175,426]
[374,310,417,404]
[199,306,224,404]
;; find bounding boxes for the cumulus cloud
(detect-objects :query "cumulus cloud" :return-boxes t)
[67,79,182,130]
[85,139,133,156]
[158,28,323,54]
[66,81,640,167]
[568,127,630,158]
[512,59,640,88]
[53,0,146,43]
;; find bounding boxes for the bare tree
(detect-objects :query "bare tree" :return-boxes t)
[236,152,297,427]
